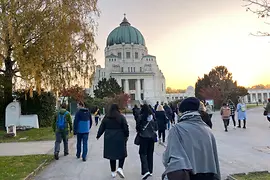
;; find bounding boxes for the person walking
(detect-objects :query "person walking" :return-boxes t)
[220,103,231,132]
[155,105,168,144]
[73,101,92,162]
[94,106,101,126]
[228,99,236,128]
[265,98,270,127]
[199,101,212,129]
[162,97,220,180]
[136,104,158,179]
[132,104,141,122]
[53,104,73,160]
[164,103,173,130]
[205,102,214,120]
[237,99,247,129]
[96,104,129,179]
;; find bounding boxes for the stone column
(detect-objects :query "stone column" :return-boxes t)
[136,79,141,100]
[256,93,258,102]
[124,79,129,94]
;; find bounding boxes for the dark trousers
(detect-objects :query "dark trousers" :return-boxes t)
[238,119,246,128]
[54,131,68,154]
[229,114,236,126]
[223,119,229,131]
[110,158,125,172]
[139,137,155,175]
[76,133,89,159]
[209,114,213,120]
[95,116,99,125]
[158,130,166,142]
[267,117,270,122]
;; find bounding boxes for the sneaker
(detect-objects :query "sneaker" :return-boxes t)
[142,172,150,179]
[111,172,116,178]
[150,173,153,176]
[158,139,162,144]
[54,153,59,160]
[117,168,125,178]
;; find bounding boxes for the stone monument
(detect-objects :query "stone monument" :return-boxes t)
[5,101,39,129]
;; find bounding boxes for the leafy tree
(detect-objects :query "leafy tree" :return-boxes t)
[166,87,185,94]
[0,1,99,127]
[59,85,86,103]
[195,66,248,107]
[94,78,123,99]
[199,87,223,108]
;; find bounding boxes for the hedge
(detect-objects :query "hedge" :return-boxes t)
[15,91,56,127]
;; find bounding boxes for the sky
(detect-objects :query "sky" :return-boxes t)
[94,0,270,89]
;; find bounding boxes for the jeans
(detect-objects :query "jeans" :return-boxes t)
[167,121,170,130]
[54,131,68,154]
[110,158,125,172]
[76,133,89,159]
[158,130,165,142]
[223,119,229,131]
[139,137,155,175]
[95,116,99,125]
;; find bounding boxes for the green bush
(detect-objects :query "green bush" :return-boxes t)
[15,91,56,127]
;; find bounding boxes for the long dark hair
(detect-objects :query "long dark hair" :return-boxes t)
[141,104,153,119]
[107,104,121,123]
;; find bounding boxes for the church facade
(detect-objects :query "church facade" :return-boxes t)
[88,16,166,105]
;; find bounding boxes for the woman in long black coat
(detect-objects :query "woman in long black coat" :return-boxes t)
[155,105,168,144]
[96,104,129,178]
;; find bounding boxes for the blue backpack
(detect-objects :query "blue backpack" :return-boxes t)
[56,111,68,130]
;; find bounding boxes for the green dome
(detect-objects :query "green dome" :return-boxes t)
[106,17,146,47]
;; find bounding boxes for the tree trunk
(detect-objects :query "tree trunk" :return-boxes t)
[2,57,14,129]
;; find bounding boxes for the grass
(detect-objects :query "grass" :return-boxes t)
[246,104,263,109]
[0,127,73,143]
[233,172,270,180]
[0,154,53,180]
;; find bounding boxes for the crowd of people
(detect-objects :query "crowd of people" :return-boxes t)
[51,97,256,180]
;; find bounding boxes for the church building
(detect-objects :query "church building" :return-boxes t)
[89,16,166,105]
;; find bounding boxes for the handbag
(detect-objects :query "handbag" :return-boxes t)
[134,121,151,146]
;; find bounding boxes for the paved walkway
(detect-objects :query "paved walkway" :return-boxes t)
[34,107,270,180]
[0,141,56,156]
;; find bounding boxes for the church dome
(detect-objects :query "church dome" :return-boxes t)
[106,16,146,47]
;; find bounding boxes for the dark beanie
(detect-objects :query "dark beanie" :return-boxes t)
[179,97,200,113]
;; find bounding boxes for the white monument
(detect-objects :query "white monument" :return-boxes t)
[5,101,39,130]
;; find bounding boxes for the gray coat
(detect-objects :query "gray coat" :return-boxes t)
[96,114,129,160]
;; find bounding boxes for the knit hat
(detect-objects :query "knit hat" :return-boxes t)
[179,97,200,113]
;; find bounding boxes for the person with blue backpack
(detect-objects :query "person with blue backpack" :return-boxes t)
[73,101,92,162]
[53,103,73,160]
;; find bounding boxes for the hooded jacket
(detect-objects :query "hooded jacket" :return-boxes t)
[73,108,92,134]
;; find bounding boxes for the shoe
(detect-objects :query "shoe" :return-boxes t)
[111,172,116,178]
[82,158,86,162]
[150,173,153,176]
[225,129,228,132]
[117,168,125,178]
[234,126,236,129]
[64,152,69,156]
[243,126,246,129]
[142,172,150,179]
[158,139,162,144]
[237,126,241,128]
[54,153,59,160]
[76,155,80,159]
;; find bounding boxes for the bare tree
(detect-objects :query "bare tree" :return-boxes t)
[244,0,270,36]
